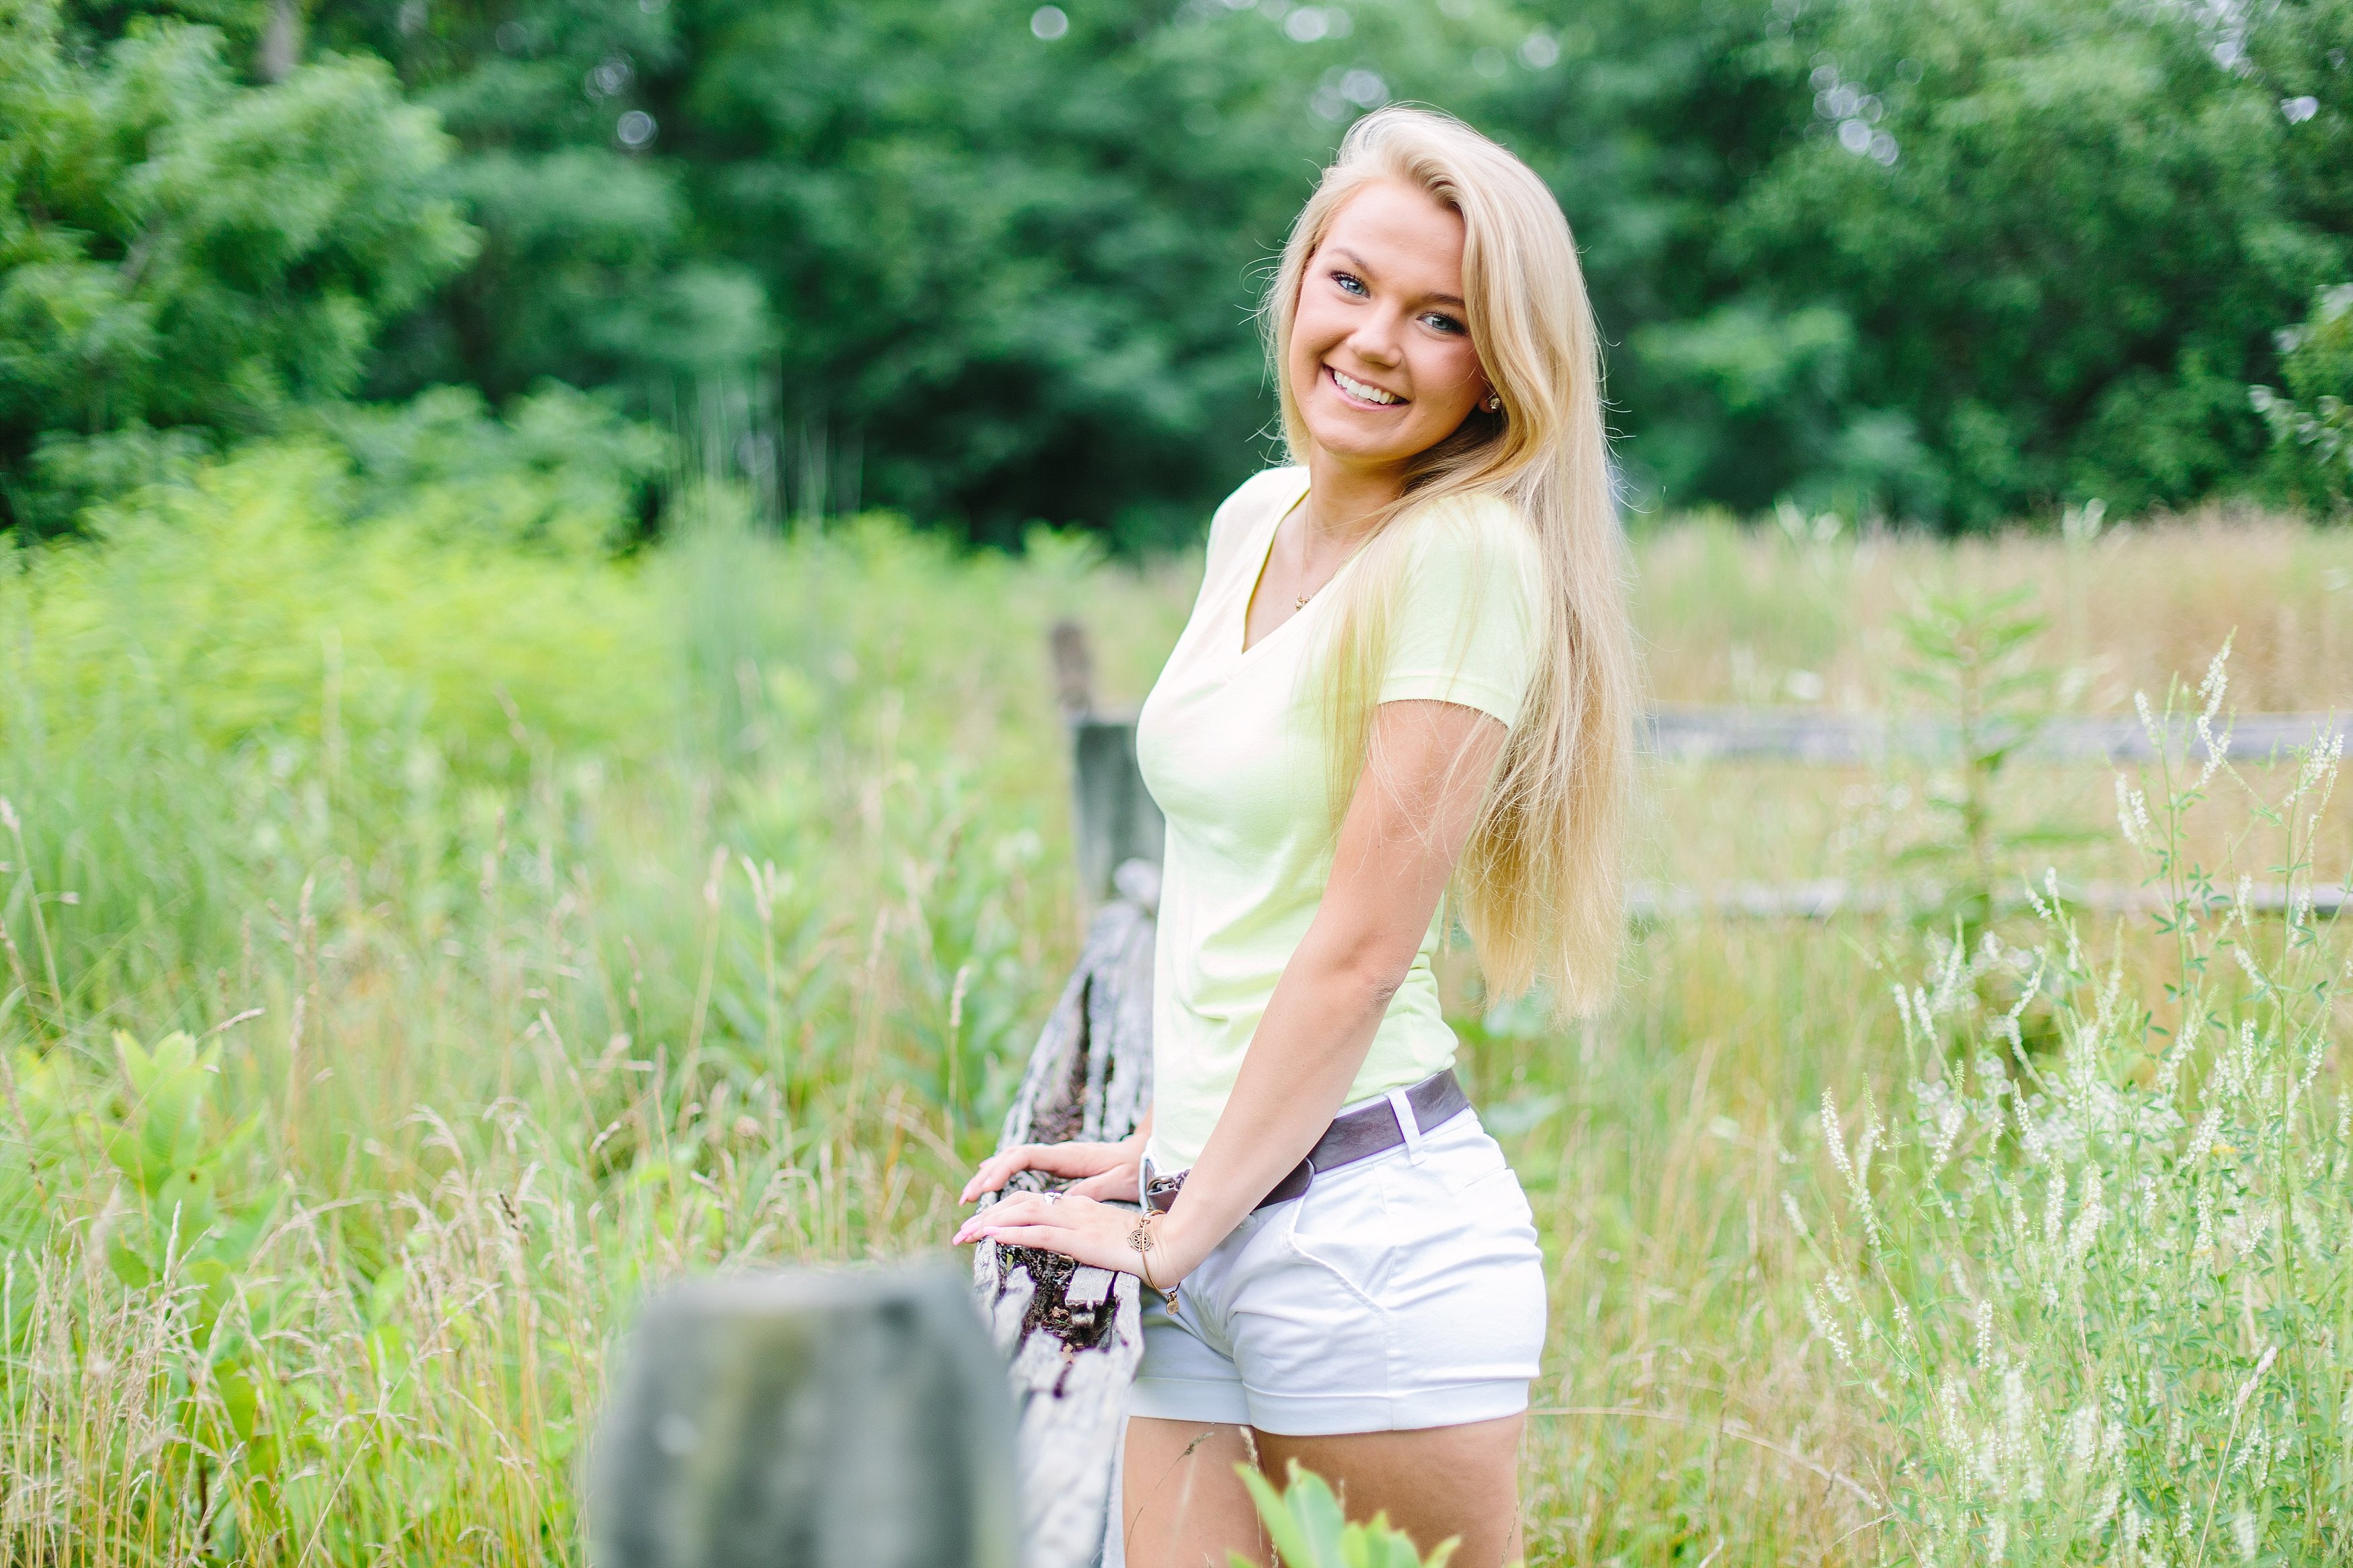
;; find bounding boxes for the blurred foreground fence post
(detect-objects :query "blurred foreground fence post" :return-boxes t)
[592,630,1165,1568]
[592,1267,1016,1568]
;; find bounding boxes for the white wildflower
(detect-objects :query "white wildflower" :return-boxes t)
[2188,1102,2223,1162]
[1809,1285,1856,1368]
[2234,1346,2278,1417]
[2068,1166,2106,1260]
[2115,774,2153,849]
[2067,1403,2100,1464]
[2198,636,2233,721]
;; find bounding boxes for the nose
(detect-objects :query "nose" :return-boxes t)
[1347,304,1408,368]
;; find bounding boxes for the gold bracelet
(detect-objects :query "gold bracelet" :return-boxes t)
[1128,1208,1164,1293]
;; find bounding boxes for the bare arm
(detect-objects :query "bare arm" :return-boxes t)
[958,698,1504,1278]
[1153,698,1502,1273]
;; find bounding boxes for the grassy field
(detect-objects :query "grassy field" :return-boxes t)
[3,448,2349,1564]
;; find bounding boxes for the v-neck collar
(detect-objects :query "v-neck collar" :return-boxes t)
[1236,472,1358,660]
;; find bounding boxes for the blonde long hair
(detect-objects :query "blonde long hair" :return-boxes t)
[1267,106,1637,1016]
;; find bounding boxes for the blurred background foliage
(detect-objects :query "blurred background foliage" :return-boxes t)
[3,0,2350,544]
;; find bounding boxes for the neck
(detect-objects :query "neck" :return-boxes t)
[1301,446,1408,548]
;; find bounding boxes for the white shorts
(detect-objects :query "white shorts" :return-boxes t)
[1129,1102,1546,1436]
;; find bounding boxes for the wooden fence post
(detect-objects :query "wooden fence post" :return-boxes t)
[592,1266,1017,1568]
[1052,620,1166,911]
[1070,722,1164,911]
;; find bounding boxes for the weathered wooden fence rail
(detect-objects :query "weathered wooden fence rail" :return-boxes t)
[1646,706,2345,764]
[967,856,1158,1568]
[1627,878,2348,922]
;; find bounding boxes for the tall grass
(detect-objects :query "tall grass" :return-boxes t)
[1804,674,2352,1563]
[0,446,1155,1561]
[1636,508,2353,713]
[0,445,2342,1563]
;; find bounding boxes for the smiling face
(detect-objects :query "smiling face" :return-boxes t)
[1285,179,1490,480]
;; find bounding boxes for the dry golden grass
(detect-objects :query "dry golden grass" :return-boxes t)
[1635,509,2353,714]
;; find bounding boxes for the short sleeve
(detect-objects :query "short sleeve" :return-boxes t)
[1376,494,1544,728]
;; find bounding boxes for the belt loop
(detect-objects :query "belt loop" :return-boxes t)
[1386,1087,1427,1163]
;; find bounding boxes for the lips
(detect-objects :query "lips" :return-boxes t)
[1326,364,1404,408]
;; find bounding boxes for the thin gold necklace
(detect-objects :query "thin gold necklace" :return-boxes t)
[1292,491,1319,610]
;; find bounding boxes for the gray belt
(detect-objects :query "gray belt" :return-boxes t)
[1144,1067,1470,1214]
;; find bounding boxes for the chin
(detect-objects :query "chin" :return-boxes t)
[1302,417,1419,468]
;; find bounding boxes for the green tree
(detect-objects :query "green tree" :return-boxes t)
[2252,282,2353,513]
[668,0,1796,545]
[0,0,476,529]
[1713,0,2348,525]
[9,0,2348,541]
[316,0,774,403]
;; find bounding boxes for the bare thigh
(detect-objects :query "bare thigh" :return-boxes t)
[1258,1414,1525,1567]
[1123,1413,1525,1568]
[1123,1417,1265,1568]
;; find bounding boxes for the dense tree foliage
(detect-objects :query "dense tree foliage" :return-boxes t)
[3,0,2348,540]
[0,0,475,527]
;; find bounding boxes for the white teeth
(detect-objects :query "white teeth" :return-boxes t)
[1331,368,1400,405]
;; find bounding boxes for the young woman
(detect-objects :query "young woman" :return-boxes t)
[953,107,1636,1566]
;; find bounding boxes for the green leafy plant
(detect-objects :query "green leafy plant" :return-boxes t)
[99,1029,266,1272]
[1233,1460,1460,1568]
[1890,585,2087,939]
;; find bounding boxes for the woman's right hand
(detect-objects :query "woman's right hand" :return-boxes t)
[959,1132,1144,1206]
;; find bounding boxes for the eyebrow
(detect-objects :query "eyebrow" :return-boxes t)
[1334,248,1465,310]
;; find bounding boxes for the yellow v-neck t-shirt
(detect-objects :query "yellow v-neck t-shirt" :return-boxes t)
[1134,466,1545,1171]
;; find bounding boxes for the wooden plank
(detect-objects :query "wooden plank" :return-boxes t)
[972,860,1160,1568]
[1628,878,2349,922]
[1647,706,2346,765]
[1066,708,2347,778]
[592,1267,1017,1568]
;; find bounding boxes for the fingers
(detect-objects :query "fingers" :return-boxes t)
[1065,1169,1142,1200]
[958,1142,1123,1203]
[959,1154,1038,1204]
[951,1190,1070,1245]
[964,1223,1080,1253]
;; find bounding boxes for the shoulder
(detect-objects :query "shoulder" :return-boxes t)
[1204,466,1310,575]
[1400,489,1539,559]
[1393,489,1546,618]
[1375,489,1547,726]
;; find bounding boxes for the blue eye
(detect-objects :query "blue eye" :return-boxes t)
[1423,313,1466,335]
[1332,272,1368,296]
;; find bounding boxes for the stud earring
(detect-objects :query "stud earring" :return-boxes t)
[1482,393,1503,413]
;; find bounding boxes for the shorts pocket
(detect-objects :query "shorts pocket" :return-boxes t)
[1280,1161,1396,1306]
[1408,1114,1518,1201]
